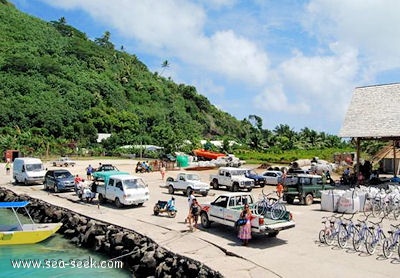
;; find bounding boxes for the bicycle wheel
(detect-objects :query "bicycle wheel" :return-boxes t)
[271,203,286,220]
[325,228,336,246]
[338,226,349,248]
[319,229,326,244]
[254,201,266,215]
[372,203,383,218]
[365,230,377,255]
[363,199,372,216]
[353,227,363,251]
[383,238,394,258]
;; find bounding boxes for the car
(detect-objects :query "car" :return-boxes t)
[52,157,76,167]
[44,169,75,192]
[96,164,119,172]
[244,169,266,187]
[261,170,283,185]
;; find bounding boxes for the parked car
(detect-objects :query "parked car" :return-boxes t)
[261,170,283,185]
[52,157,76,167]
[165,172,210,196]
[44,169,75,192]
[244,169,266,187]
[96,164,119,172]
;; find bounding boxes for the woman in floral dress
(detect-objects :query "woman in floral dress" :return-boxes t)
[238,204,255,246]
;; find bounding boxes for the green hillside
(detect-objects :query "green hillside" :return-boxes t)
[0,1,248,156]
[0,1,357,161]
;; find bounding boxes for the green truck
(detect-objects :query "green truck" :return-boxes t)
[283,174,335,205]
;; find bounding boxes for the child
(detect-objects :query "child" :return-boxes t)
[276,182,283,199]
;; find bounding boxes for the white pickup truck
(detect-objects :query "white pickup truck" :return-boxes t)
[95,171,150,208]
[52,157,76,167]
[210,167,254,192]
[165,173,210,196]
[200,192,295,237]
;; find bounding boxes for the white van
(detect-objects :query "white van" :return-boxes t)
[13,157,46,185]
[95,172,150,208]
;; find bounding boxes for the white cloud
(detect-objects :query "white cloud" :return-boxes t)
[305,0,400,70]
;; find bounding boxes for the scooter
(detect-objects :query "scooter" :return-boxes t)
[153,200,177,218]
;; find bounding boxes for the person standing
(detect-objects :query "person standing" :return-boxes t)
[185,190,195,224]
[86,164,94,180]
[160,161,166,180]
[189,198,201,231]
[238,204,255,246]
[276,182,283,199]
[5,159,11,175]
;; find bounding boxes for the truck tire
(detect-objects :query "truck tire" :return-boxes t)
[200,212,211,228]
[24,179,29,186]
[98,194,105,204]
[212,179,219,190]
[115,198,123,208]
[286,196,295,204]
[168,185,174,194]
[53,162,57,166]
[247,187,252,192]
[54,185,59,193]
[304,193,314,206]
[267,231,279,238]
[232,183,239,192]
[44,181,48,191]
[202,191,208,197]
[64,163,68,167]
[185,187,193,196]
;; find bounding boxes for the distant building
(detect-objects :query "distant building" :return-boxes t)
[97,133,111,143]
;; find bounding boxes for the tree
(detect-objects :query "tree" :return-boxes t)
[160,60,169,75]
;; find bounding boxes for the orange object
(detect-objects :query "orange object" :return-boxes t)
[193,149,225,160]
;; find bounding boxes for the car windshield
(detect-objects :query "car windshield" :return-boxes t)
[246,170,256,175]
[123,178,146,189]
[55,171,73,179]
[101,165,117,171]
[186,174,200,181]
[25,163,43,171]
[232,170,246,176]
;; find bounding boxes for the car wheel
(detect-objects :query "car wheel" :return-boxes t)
[115,198,123,208]
[24,179,29,186]
[212,179,219,190]
[286,196,295,204]
[201,212,211,228]
[168,185,174,194]
[44,181,48,191]
[54,185,59,193]
[202,191,208,197]
[304,194,313,205]
[232,183,239,192]
[186,187,192,196]
[53,162,56,166]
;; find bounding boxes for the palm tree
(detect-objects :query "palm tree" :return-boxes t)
[160,60,169,75]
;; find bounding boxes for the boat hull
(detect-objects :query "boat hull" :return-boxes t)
[0,223,62,245]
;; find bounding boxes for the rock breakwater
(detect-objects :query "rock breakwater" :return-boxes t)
[0,187,222,278]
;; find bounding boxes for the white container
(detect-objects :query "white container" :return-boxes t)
[321,190,344,212]
[337,190,360,214]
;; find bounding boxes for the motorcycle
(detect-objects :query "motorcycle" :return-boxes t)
[153,200,177,218]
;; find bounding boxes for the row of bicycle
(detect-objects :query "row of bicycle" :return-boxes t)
[319,212,400,259]
[363,194,400,220]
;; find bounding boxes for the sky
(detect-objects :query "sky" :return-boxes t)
[9,0,400,135]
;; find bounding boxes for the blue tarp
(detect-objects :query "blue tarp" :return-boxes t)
[0,201,30,208]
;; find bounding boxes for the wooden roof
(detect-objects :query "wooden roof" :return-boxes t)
[339,83,400,139]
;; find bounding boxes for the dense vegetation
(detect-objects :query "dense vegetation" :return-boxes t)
[0,1,362,161]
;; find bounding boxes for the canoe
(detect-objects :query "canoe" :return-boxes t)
[193,149,226,160]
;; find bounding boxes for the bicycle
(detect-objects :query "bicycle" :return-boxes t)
[253,189,287,220]
[352,215,370,252]
[365,217,386,255]
[319,214,342,246]
[382,224,400,259]
[337,213,357,249]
